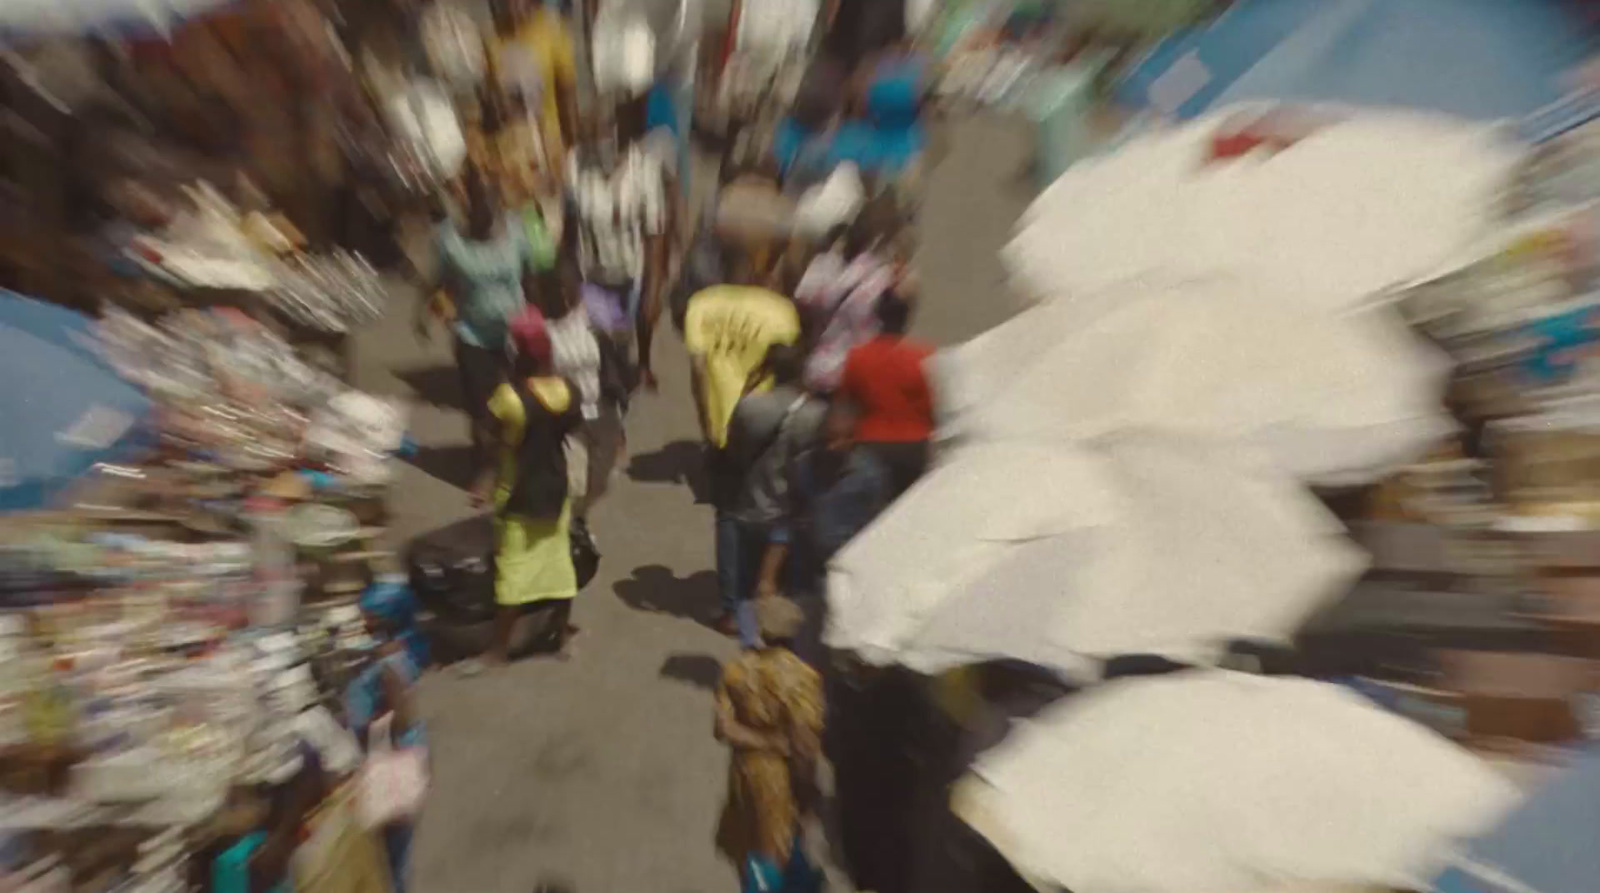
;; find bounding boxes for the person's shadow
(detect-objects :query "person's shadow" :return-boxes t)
[406,444,479,490]
[658,653,723,692]
[625,439,712,503]
[392,363,466,410]
[612,564,720,626]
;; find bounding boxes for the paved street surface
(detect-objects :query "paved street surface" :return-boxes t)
[351,114,1035,893]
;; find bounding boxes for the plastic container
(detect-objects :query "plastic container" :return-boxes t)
[243,503,300,628]
[282,504,360,555]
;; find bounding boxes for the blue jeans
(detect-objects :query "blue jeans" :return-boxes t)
[742,832,823,893]
[715,511,785,648]
[384,822,414,893]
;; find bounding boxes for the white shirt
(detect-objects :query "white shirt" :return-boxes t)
[547,306,604,420]
[795,251,895,392]
[565,144,668,283]
[419,3,485,92]
[736,0,819,55]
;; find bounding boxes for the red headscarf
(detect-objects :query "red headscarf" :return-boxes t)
[509,306,552,367]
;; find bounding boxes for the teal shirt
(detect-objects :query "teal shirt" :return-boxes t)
[437,217,536,349]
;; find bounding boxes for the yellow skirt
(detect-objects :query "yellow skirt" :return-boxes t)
[494,501,577,606]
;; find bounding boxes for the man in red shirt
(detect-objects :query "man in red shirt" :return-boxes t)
[837,290,933,498]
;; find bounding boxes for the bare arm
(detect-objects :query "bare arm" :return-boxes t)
[471,404,505,505]
[715,673,789,753]
[555,79,578,155]
[414,233,450,337]
[636,170,678,382]
[379,655,414,737]
[756,539,788,600]
[689,354,714,445]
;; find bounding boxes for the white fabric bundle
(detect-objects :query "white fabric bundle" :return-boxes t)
[936,275,1457,485]
[825,435,1365,675]
[962,671,1520,893]
[794,163,866,239]
[384,79,468,180]
[592,13,657,98]
[1006,109,1520,313]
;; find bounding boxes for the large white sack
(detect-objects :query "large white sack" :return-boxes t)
[962,671,1520,893]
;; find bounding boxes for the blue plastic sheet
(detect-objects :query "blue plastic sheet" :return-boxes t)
[1433,746,1600,893]
[0,292,151,512]
[1117,0,1588,122]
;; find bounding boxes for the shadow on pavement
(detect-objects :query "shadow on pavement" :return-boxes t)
[625,439,711,503]
[393,362,466,409]
[658,653,723,691]
[406,443,480,491]
[612,564,720,625]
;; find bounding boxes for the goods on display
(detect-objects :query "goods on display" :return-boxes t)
[0,296,409,891]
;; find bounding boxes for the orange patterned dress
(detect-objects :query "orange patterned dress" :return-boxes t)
[715,648,826,866]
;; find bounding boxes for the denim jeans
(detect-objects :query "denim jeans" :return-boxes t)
[715,511,784,648]
[384,822,414,893]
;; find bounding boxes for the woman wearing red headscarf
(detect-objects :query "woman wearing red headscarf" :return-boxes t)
[470,309,584,667]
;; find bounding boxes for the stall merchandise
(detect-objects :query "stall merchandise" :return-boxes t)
[0,297,409,891]
[821,96,1600,893]
[1,0,431,327]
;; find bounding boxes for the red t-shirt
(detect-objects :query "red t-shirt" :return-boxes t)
[840,335,935,443]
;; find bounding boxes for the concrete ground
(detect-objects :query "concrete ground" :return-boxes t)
[350,113,1036,893]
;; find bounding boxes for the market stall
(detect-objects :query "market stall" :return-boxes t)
[823,44,1600,889]
[0,0,433,376]
[0,291,415,892]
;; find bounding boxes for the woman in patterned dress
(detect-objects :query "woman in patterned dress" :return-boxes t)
[715,597,826,893]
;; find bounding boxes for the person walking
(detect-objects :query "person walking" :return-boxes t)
[345,576,429,893]
[532,250,627,525]
[471,311,583,667]
[778,401,890,595]
[685,221,802,635]
[565,33,677,391]
[714,595,826,893]
[417,167,542,466]
[793,194,904,394]
[721,345,826,645]
[820,0,905,71]
[837,289,933,498]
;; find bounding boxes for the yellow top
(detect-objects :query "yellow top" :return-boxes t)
[491,10,577,166]
[487,378,573,507]
[684,286,801,447]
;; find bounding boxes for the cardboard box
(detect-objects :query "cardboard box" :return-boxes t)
[1432,650,1593,743]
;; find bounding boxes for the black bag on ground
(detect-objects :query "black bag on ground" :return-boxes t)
[406,514,497,625]
[569,516,600,589]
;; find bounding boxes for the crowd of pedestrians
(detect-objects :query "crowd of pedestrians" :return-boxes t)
[405,0,940,889]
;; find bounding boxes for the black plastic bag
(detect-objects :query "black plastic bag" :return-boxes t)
[569,517,601,589]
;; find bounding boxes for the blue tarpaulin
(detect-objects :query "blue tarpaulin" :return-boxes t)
[0,292,151,512]
[1434,746,1600,893]
[0,0,235,38]
[1117,0,1591,122]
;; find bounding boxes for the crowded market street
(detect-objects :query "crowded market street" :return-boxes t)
[364,115,1029,893]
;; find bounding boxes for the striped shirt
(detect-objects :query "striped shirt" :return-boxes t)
[565,143,668,284]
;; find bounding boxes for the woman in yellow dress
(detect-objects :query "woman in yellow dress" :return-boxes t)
[472,308,583,666]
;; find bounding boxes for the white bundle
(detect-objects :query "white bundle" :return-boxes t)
[1007,109,1520,313]
[826,436,1364,675]
[962,671,1520,893]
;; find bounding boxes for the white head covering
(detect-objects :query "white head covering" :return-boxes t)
[592,14,657,98]
[419,3,486,92]
[795,163,866,240]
